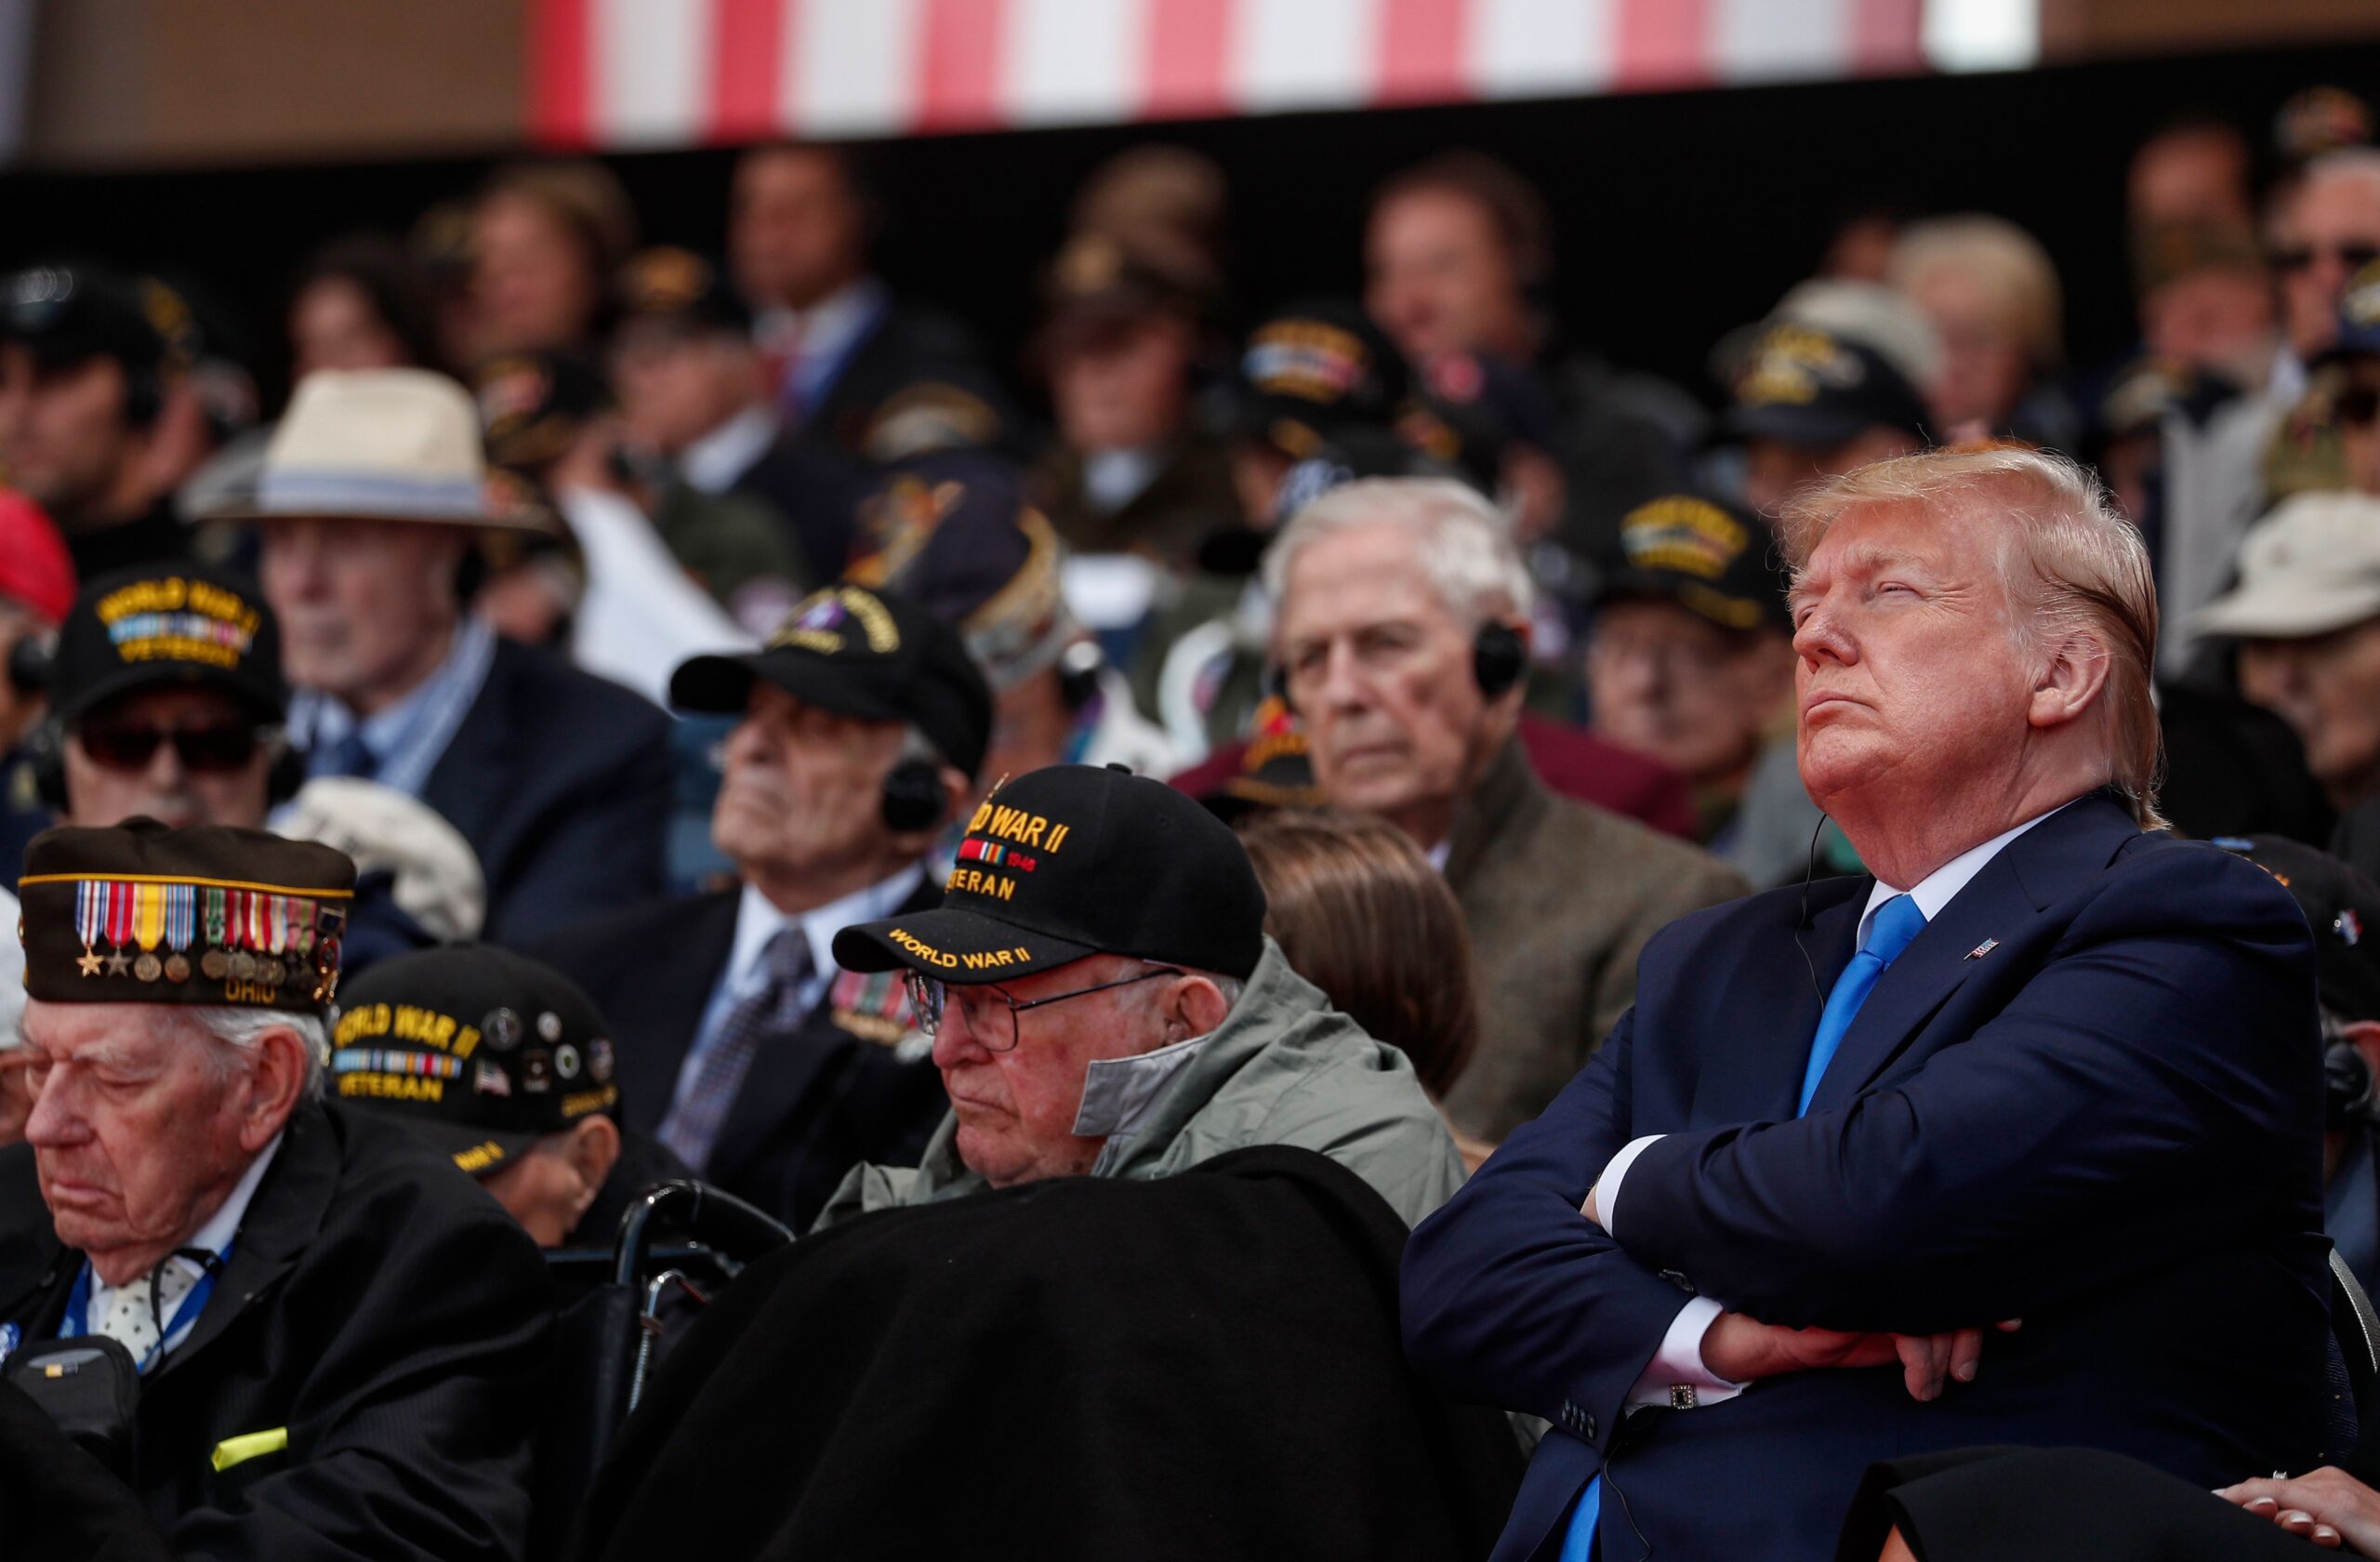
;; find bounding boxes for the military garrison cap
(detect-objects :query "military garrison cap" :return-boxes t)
[19,819,354,1013]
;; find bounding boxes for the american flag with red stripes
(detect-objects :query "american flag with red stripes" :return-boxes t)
[528,0,1949,151]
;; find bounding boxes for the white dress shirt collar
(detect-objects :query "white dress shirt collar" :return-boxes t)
[84,1130,282,1340]
[1857,798,2079,947]
[725,864,928,1000]
[679,404,779,495]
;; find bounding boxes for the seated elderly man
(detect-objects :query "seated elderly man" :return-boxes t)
[536,582,992,1232]
[328,942,691,1249]
[1266,477,1746,1145]
[816,761,1463,1229]
[1584,493,1815,885]
[2188,492,2380,880]
[18,561,483,995]
[0,820,550,1560]
[1404,446,2330,1562]
[244,368,672,943]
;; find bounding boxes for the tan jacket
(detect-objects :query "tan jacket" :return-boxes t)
[1441,737,1748,1143]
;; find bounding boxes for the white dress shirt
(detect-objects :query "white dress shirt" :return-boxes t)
[756,278,887,411]
[1593,801,2070,1409]
[678,404,779,496]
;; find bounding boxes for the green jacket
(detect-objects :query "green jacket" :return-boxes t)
[814,939,1466,1230]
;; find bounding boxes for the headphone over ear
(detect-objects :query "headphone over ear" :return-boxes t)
[879,757,948,834]
[1472,620,1527,701]
[2327,1013,2380,1134]
[1267,620,1527,713]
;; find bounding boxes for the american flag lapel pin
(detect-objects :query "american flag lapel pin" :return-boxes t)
[1964,938,1999,960]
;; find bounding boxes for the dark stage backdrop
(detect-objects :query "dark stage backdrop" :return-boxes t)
[7,38,2376,421]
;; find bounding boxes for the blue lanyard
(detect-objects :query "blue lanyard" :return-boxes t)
[61,1244,231,1373]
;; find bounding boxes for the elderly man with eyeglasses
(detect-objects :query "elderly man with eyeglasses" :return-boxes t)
[814,761,1464,1229]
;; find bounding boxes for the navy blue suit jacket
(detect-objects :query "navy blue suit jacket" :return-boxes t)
[421,637,672,946]
[1403,793,2332,1562]
[533,882,950,1230]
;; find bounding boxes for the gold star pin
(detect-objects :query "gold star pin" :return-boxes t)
[76,946,102,977]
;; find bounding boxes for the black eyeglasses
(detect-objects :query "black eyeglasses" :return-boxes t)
[2271,242,2380,275]
[75,722,271,774]
[904,965,1185,1052]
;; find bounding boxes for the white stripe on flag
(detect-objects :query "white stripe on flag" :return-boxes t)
[1711,0,1852,84]
[596,0,712,147]
[1466,0,1617,99]
[791,0,925,137]
[1005,0,1147,127]
[1231,0,1380,114]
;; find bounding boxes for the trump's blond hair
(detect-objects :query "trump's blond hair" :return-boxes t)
[1778,445,2165,829]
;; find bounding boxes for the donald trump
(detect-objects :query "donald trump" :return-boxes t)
[1402,445,2330,1561]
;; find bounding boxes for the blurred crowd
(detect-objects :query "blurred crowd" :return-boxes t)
[5,71,2380,1562]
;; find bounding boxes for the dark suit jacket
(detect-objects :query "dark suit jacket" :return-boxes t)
[801,304,1020,460]
[421,637,671,947]
[533,880,947,1231]
[0,1101,553,1561]
[1403,792,2333,1562]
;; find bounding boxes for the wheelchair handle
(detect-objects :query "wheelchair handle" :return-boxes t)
[610,1179,796,1289]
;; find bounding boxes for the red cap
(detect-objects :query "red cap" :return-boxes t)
[0,489,75,626]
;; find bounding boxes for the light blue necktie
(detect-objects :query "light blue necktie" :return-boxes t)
[1562,892,1927,1561]
[1797,893,1926,1116]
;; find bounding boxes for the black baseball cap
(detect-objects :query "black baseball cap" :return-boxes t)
[329,942,620,1176]
[1596,494,1792,632]
[2212,836,2380,1024]
[48,562,288,728]
[1232,300,1412,463]
[473,350,612,473]
[1726,321,1932,449]
[670,583,993,780]
[834,761,1268,984]
[0,265,183,377]
[615,246,753,337]
[844,451,1075,688]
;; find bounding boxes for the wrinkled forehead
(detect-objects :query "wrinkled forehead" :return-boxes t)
[1788,496,2015,600]
[21,998,191,1064]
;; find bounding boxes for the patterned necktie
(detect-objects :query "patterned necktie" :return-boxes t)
[658,928,815,1173]
[95,1257,200,1368]
[1797,893,1927,1116]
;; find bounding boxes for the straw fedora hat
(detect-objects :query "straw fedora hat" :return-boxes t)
[218,368,547,532]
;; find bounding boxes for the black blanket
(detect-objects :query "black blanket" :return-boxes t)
[0,1381,174,1562]
[575,1146,1522,1561]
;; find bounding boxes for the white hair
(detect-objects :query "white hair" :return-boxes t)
[193,1006,328,1100]
[1262,477,1533,629]
[1103,956,1245,1025]
[2304,147,2380,197]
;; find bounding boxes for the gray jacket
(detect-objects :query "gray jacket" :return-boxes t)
[814,939,1466,1230]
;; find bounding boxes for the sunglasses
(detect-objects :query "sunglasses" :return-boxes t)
[2339,387,2380,428]
[2271,242,2380,274]
[75,722,271,774]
